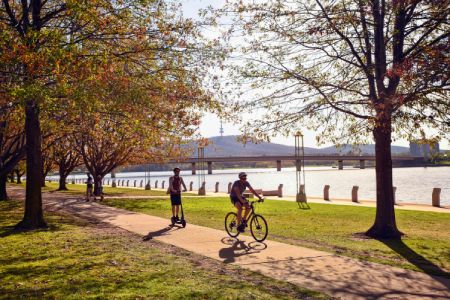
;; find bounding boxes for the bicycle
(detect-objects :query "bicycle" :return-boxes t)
[224,198,268,242]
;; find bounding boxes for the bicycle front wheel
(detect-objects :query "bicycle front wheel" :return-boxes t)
[225,212,240,238]
[250,214,268,242]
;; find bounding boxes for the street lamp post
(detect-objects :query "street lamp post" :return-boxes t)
[295,132,307,205]
[197,145,206,195]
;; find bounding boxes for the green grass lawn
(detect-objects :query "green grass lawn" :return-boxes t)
[0,200,325,299]
[13,181,173,197]
[102,196,450,277]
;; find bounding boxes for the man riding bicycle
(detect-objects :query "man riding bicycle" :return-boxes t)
[230,172,263,232]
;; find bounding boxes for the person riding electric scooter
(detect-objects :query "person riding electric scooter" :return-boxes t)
[168,167,187,227]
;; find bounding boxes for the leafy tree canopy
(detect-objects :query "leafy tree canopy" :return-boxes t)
[210,0,449,145]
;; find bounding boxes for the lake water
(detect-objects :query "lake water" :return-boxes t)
[62,166,450,206]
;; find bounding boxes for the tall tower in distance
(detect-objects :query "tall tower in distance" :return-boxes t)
[219,120,224,137]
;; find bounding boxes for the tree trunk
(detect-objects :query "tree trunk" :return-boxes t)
[94,178,100,196]
[41,172,47,187]
[58,176,67,190]
[9,172,15,183]
[0,174,8,200]
[16,101,47,230]
[15,170,22,184]
[366,119,402,239]
[58,164,68,191]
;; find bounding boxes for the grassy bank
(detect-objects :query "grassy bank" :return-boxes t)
[0,200,325,299]
[12,182,173,197]
[103,196,450,277]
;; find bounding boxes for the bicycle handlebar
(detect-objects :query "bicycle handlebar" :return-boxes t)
[250,197,265,204]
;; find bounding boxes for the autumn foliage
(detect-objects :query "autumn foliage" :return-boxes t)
[0,0,219,229]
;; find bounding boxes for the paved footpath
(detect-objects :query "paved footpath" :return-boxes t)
[9,187,450,299]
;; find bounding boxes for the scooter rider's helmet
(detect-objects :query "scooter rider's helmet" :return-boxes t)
[238,172,247,179]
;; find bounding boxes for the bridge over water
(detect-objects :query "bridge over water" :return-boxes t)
[165,155,425,174]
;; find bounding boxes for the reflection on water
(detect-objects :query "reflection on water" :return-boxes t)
[61,166,450,205]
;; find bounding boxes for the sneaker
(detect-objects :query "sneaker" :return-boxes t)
[175,216,180,222]
[242,219,248,227]
[237,224,245,233]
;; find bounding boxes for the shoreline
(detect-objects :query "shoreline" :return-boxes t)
[46,165,450,207]
[58,163,450,176]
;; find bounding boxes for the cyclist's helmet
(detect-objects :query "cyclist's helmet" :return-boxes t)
[238,172,247,179]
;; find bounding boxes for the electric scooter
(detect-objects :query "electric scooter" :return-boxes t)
[171,198,187,228]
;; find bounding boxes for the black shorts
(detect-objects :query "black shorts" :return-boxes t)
[230,195,246,205]
[170,194,181,206]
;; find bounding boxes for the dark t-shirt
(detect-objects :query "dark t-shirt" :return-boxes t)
[230,180,251,197]
[171,176,181,195]
[169,175,184,195]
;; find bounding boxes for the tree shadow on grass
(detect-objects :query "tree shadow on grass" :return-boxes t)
[378,238,450,279]
[0,259,153,299]
[0,208,98,238]
[1,222,69,238]
[0,226,20,238]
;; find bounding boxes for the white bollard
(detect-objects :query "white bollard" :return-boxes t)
[352,186,359,202]
[432,188,441,207]
[278,184,284,197]
[324,185,330,201]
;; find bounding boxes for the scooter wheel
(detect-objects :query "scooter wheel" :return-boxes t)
[181,220,186,228]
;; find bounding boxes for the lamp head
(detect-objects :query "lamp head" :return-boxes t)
[295,131,303,137]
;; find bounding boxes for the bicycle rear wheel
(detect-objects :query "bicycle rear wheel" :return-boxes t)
[250,214,268,242]
[225,212,240,237]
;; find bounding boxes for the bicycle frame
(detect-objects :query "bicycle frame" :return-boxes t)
[225,198,268,242]
[241,198,263,220]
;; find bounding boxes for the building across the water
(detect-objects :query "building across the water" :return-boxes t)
[410,140,440,158]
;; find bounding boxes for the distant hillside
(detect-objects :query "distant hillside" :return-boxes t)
[187,135,411,157]
[317,144,410,155]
